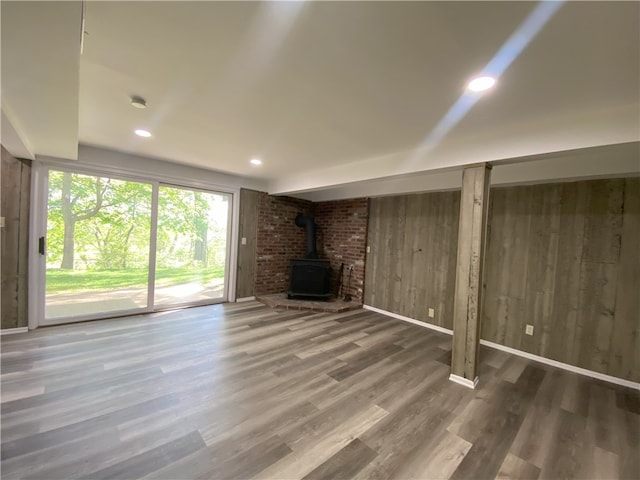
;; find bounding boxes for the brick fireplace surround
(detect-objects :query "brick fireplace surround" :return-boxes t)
[253,194,368,302]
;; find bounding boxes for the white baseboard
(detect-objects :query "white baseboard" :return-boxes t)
[0,327,29,336]
[478,339,640,390]
[236,296,256,303]
[363,304,640,391]
[363,304,453,336]
[449,374,479,389]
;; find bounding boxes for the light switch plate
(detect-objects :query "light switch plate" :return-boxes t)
[428,308,435,318]
[241,237,247,245]
[366,246,371,253]
[525,324,534,336]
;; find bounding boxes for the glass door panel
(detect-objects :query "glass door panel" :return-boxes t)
[45,170,153,320]
[154,185,230,308]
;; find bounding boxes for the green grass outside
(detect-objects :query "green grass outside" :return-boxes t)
[46,265,226,294]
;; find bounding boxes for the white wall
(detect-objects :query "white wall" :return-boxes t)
[292,142,640,202]
[36,144,269,192]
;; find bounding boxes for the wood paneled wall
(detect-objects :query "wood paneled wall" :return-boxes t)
[364,178,639,382]
[482,178,640,382]
[1,146,31,329]
[364,191,460,329]
[236,188,260,299]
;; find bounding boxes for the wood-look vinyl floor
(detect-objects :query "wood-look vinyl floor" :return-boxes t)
[1,302,638,480]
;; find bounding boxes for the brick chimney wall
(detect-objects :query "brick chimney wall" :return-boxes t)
[315,198,369,301]
[252,192,369,300]
[254,194,314,296]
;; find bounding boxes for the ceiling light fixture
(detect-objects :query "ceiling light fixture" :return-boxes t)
[250,158,262,166]
[467,76,496,92]
[134,129,152,138]
[130,96,147,109]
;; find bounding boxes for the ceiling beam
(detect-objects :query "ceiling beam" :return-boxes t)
[1,1,82,160]
[1,105,35,160]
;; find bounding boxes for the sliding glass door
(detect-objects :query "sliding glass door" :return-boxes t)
[43,169,232,324]
[45,171,153,320]
[155,185,230,308]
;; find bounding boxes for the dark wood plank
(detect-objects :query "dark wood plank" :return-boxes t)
[78,430,206,480]
[1,301,637,480]
[483,179,638,382]
[538,409,588,479]
[364,191,460,329]
[302,438,377,480]
[449,365,545,480]
[1,393,180,460]
[326,342,403,381]
[451,164,491,382]
[609,177,640,382]
[496,453,541,480]
[236,188,260,298]
[1,147,31,330]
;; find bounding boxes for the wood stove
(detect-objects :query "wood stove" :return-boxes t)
[288,259,331,299]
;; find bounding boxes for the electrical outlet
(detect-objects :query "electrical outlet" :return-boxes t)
[241,237,247,245]
[525,324,534,336]
[428,308,435,318]
[366,245,371,253]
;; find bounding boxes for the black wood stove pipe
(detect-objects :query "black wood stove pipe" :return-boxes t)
[295,214,319,259]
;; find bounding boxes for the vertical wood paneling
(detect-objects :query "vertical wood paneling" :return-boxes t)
[377,197,395,310]
[1,146,31,329]
[363,199,379,306]
[365,177,637,382]
[17,154,30,325]
[236,189,260,298]
[609,178,640,381]
[364,191,460,329]
[405,194,423,321]
[1,149,20,327]
[547,181,588,364]
[390,196,407,311]
[575,181,624,374]
[482,178,639,382]
[520,184,562,357]
[451,164,491,381]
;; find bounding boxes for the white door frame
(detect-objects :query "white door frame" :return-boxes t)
[28,160,239,329]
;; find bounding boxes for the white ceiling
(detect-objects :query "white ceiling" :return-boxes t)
[1,1,82,160]
[2,1,639,197]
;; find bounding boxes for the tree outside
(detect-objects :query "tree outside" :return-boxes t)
[45,171,229,313]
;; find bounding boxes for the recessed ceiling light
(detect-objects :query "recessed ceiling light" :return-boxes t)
[130,95,147,109]
[134,129,152,138]
[250,158,262,166]
[467,76,496,92]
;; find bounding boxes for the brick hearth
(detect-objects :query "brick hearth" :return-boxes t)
[256,293,362,313]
